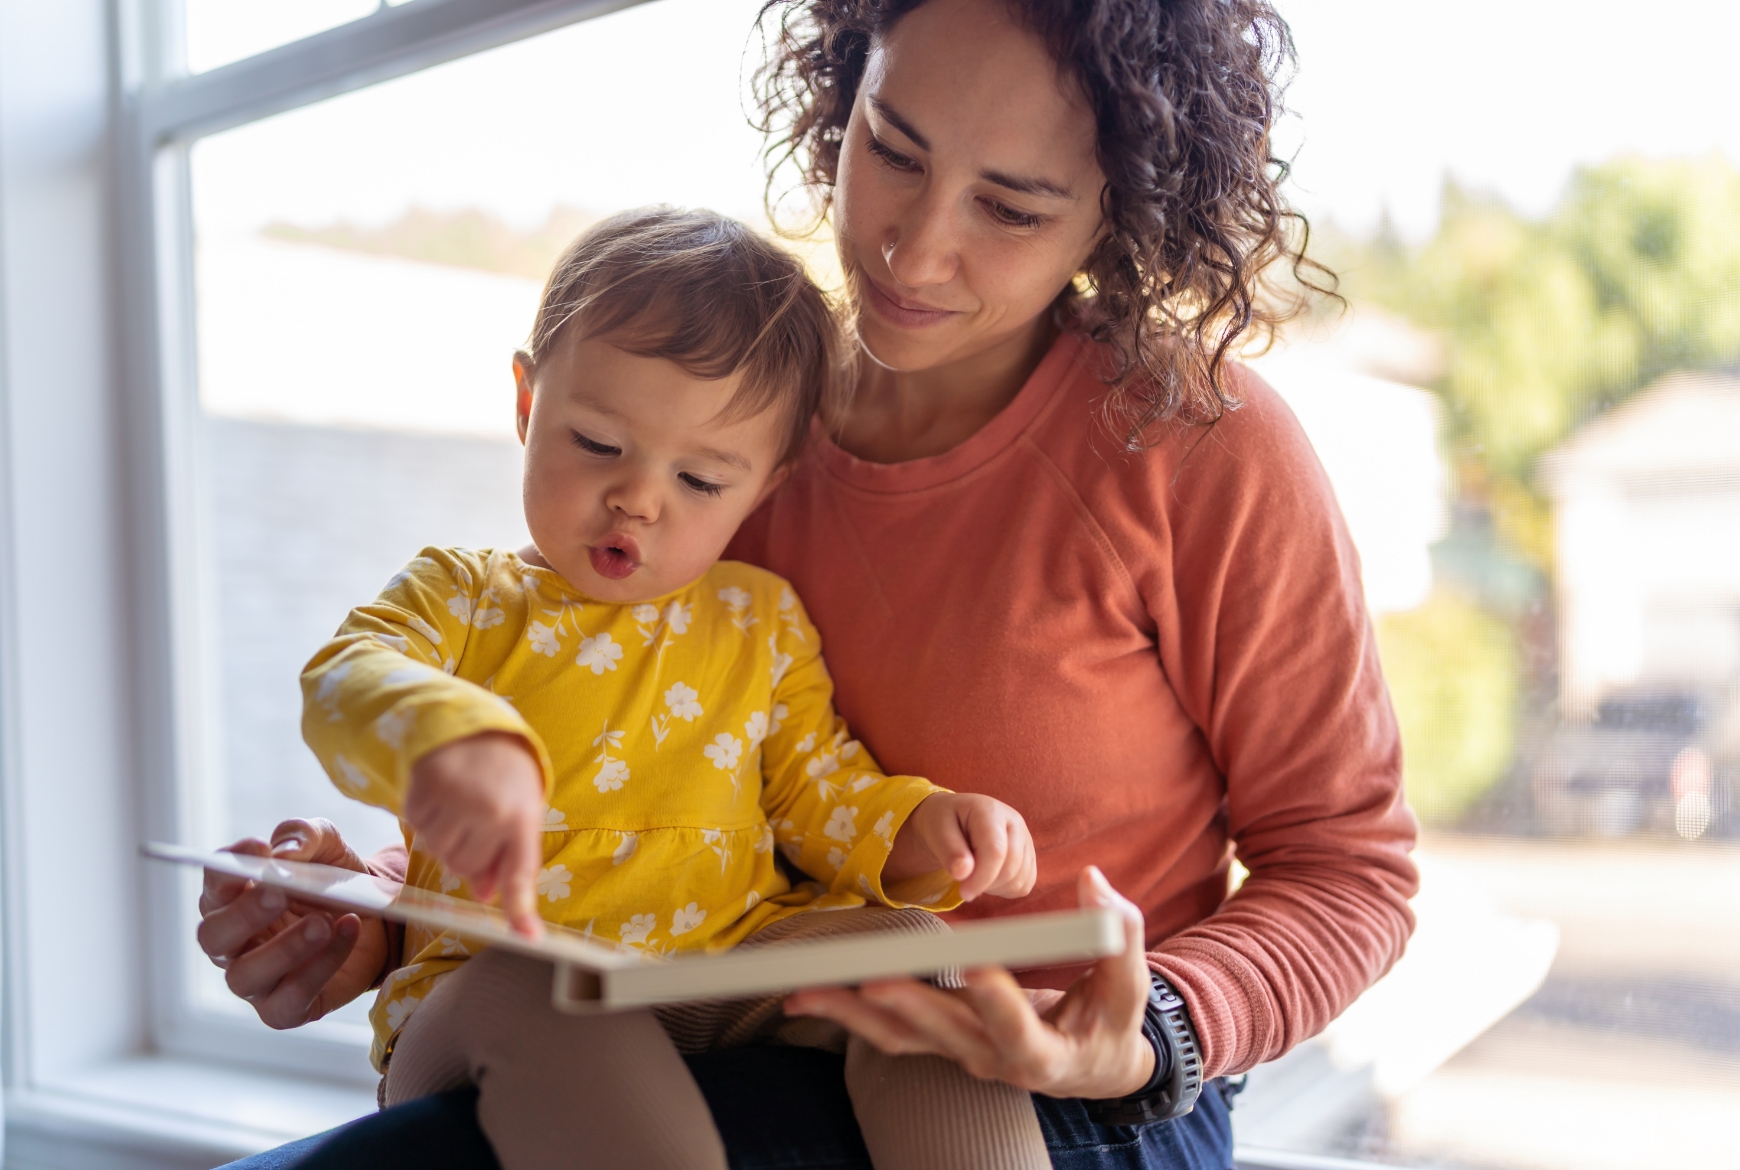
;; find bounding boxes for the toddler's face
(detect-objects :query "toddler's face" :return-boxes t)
[514,334,789,603]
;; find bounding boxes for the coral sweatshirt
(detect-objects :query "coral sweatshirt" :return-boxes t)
[723,331,1419,1078]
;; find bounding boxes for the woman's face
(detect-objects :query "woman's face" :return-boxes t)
[833,0,1108,374]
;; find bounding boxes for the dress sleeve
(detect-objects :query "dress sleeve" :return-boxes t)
[755,585,957,910]
[300,548,553,817]
[1142,371,1420,1078]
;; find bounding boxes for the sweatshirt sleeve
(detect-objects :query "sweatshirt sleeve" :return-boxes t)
[755,585,957,910]
[1141,370,1420,1078]
[300,548,553,817]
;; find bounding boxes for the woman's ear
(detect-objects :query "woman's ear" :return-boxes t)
[512,351,535,446]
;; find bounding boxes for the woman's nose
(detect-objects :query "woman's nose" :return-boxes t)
[883,188,960,290]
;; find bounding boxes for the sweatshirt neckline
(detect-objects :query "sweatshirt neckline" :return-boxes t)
[812,331,1087,494]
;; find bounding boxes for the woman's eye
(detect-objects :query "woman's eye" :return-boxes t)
[570,431,620,457]
[867,137,921,173]
[679,473,725,498]
[986,200,1044,230]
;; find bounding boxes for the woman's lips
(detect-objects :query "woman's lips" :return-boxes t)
[862,276,959,330]
[588,534,642,581]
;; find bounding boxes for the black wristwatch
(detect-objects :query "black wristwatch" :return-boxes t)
[1085,971,1203,1126]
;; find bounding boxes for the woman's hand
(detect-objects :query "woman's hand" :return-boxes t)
[786,866,1158,1100]
[197,818,389,1029]
[404,731,546,937]
[884,792,1037,902]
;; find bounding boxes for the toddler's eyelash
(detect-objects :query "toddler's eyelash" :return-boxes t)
[680,473,725,498]
[571,431,619,456]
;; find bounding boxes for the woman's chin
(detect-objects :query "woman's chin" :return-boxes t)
[856,321,963,375]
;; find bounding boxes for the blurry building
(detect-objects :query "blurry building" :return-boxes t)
[1542,372,1740,716]
[1249,308,1449,615]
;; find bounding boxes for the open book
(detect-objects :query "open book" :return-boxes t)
[146,843,1124,1011]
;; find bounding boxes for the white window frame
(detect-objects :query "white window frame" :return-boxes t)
[0,0,1390,1163]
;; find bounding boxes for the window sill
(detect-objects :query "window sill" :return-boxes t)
[5,1056,376,1170]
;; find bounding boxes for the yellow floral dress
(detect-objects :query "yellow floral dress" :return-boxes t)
[301,548,956,1069]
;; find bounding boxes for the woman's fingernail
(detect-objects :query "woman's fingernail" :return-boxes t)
[260,889,286,912]
[303,917,329,943]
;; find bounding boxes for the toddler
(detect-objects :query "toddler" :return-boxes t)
[300,207,1050,1169]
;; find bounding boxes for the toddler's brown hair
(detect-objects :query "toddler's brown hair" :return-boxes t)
[520,206,842,466]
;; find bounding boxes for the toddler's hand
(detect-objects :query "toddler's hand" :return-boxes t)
[405,731,546,937]
[885,793,1037,902]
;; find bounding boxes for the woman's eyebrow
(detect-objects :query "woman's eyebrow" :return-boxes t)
[868,96,1074,201]
[869,96,930,150]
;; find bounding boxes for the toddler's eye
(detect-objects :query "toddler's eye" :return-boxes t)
[679,473,725,498]
[570,431,620,457]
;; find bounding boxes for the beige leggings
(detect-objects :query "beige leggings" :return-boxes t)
[382,906,1048,1170]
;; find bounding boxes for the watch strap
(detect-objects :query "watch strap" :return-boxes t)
[1084,971,1203,1126]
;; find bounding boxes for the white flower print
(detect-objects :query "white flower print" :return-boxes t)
[824,806,859,843]
[745,891,761,913]
[744,710,770,749]
[632,604,659,625]
[663,601,692,636]
[441,657,457,675]
[718,585,757,633]
[332,754,370,795]
[669,902,705,936]
[612,832,638,865]
[384,995,418,1032]
[593,722,629,791]
[794,731,817,753]
[314,661,351,717]
[806,751,843,779]
[849,774,881,794]
[873,810,896,846]
[704,733,743,773]
[521,573,541,597]
[527,621,561,657]
[437,934,470,957]
[472,588,506,630]
[373,633,410,654]
[438,863,462,894]
[384,558,433,592]
[446,590,472,625]
[576,632,624,674]
[753,823,775,853]
[664,682,703,722]
[826,846,847,871]
[408,615,444,646]
[543,807,568,831]
[619,913,656,947]
[702,829,732,873]
[536,864,572,902]
[777,588,806,640]
[768,703,788,736]
[650,714,671,747]
[373,708,413,749]
[383,665,437,688]
[594,758,629,792]
[768,635,794,688]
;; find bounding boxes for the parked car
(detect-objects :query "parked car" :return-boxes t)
[1530,689,1736,839]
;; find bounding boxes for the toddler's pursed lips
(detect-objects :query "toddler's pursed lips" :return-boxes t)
[588,532,642,581]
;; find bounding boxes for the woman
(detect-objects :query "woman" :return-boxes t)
[204,0,1417,1165]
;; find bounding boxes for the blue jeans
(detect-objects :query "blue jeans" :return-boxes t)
[221,1047,1236,1169]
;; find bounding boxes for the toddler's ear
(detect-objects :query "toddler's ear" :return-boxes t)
[512,352,535,445]
[753,463,793,508]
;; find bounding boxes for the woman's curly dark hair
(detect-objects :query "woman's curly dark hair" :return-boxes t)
[753,0,1335,445]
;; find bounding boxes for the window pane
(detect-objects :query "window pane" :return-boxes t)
[185,0,771,1033]
[1236,2,1740,1167]
[183,0,380,73]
